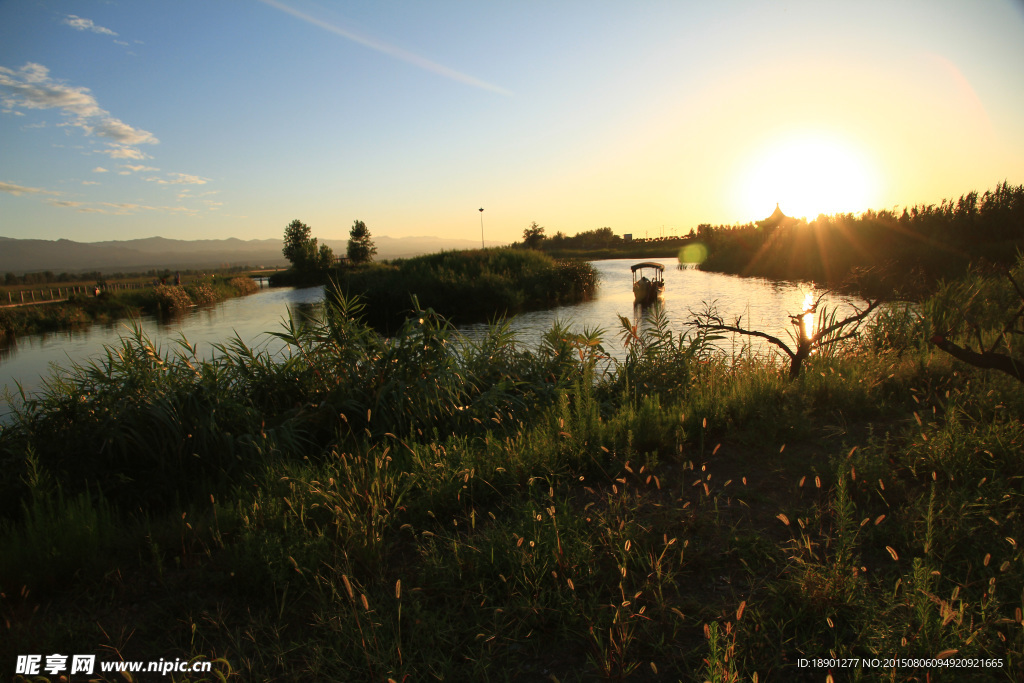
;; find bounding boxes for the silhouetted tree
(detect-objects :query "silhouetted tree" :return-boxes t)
[523,222,546,249]
[694,296,881,379]
[282,219,318,271]
[348,220,377,264]
[317,243,335,271]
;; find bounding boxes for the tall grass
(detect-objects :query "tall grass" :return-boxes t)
[2,260,1023,680]
[330,247,598,330]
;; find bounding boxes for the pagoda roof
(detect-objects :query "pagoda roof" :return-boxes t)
[759,203,796,228]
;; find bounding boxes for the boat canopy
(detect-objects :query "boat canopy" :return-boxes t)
[631,262,665,273]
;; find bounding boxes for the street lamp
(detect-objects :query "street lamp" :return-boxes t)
[479,207,484,249]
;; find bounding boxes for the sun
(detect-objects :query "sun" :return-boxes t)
[738,133,878,220]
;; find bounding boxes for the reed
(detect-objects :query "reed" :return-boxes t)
[329,247,598,331]
[2,258,1023,680]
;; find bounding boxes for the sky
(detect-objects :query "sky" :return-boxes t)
[1,0,1023,245]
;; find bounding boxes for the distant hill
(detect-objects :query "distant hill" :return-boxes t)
[0,235,495,274]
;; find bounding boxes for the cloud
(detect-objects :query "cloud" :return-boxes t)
[64,15,118,36]
[97,145,153,160]
[0,63,103,118]
[45,198,199,216]
[0,181,60,196]
[92,166,109,173]
[0,63,158,151]
[121,164,159,173]
[147,172,210,185]
[82,180,101,185]
[89,117,158,145]
[257,0,512,96]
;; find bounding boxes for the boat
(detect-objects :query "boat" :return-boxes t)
[631,262,665,304]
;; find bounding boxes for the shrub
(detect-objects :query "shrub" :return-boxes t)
[153,284,193,312]
[229,276,258,295]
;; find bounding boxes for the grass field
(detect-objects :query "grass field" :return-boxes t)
[1,260,1022,681]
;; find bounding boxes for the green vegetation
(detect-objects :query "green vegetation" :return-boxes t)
[2,258,1023,681]
[0,275,259,338]
[330,247,598,331]
[694,182,1024,297]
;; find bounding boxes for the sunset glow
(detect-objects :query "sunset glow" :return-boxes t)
[0,1,1022,243]
[740,134,879,221]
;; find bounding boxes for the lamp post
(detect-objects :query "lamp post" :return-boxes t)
[479,207,484,249]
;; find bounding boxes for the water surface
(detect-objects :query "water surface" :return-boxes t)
[1,260,868,418]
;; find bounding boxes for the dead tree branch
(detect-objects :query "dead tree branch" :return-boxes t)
[930,270,1024,384]
[930,335,1024,383]
[694,297,882,379]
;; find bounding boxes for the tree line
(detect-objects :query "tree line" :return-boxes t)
[281,219,377,273]
[693,182,1024,296]
[514,182,1024,297]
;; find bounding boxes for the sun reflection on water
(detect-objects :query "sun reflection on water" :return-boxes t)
[800,291,816,340]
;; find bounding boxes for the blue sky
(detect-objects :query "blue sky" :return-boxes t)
[2,0,1023,245]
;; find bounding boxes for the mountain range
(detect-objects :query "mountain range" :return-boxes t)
[0,235,496,274]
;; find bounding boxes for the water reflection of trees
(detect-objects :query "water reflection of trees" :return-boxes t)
[0,333,15,363]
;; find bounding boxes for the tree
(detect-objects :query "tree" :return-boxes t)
[693,295,881,379]
[317,243,335,271]
[283,219,318,270]
[347,220,377,264]
[523,222,546,249]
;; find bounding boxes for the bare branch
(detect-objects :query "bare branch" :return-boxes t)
[810,299,882,345]
[694,323,795,359]
[931,335,1024,383]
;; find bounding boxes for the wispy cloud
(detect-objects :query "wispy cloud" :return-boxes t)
[63,15,117,36]
[147,172,210,185]
[0,63,158,150]
[49,199,84,208]
[121,164,160,173]
[92,166,109,173]
[97,145,153,160]
[257,0,512,96]
[46,198,199,216]
[0,180,60,196]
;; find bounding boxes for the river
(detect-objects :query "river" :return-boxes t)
[1,259,868,419]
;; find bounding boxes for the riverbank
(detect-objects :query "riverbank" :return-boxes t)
[539,239,695,260]
[2,259,1022,680]
[0,275,259,338]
